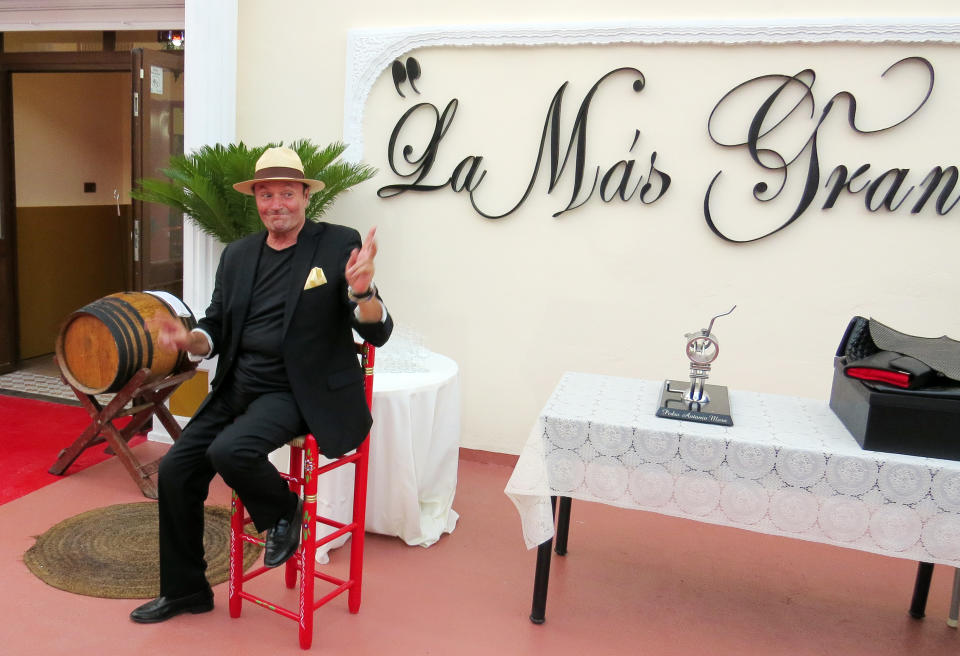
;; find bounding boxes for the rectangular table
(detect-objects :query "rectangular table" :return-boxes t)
[504,373,960,622]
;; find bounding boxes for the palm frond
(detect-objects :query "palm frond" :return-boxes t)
[132,139,376,243]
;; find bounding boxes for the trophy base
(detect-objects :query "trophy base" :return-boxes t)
[655,379,733,426]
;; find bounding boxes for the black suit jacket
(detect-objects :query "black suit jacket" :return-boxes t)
[195,220,393,457]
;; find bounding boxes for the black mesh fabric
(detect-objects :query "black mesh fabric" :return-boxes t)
[869,318,960,382]
[842,316,879,362]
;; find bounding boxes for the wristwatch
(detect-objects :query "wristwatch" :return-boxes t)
[347,282,377,303]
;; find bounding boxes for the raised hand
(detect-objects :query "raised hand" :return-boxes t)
[346,226,378,295]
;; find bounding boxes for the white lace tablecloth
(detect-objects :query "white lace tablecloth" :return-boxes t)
[505,373,960,566]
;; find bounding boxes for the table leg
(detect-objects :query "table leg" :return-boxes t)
[555,496,572,556]
[530,496,574,624]
[909,562,934,619]
[530,536,553,624]
[531,496,560,624]
[948,569,960,628]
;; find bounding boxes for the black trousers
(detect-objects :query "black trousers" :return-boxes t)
[157,382,307,598]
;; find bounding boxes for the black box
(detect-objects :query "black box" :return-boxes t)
[829,359,960,461]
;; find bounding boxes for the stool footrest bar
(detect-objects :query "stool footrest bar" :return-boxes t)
[316,453,360,475]
[241,533,265,547]
[241,565,272,583]
[239,591,298,621]
[315,522,357,547]
[313,582,352,610]
[314,570,347,587]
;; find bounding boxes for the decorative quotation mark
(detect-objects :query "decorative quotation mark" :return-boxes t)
[392,57,421,97]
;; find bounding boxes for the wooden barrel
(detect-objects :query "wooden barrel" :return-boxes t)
[55,291,197,395]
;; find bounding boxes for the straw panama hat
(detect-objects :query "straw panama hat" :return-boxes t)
[232,146,326,195]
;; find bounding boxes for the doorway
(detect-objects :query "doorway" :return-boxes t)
[13,70,131,362]
[0,48,184,375]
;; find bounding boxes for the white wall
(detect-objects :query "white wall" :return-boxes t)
[233,1,960,453]
[13,72,131,207]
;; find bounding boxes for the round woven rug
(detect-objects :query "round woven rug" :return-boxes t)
[23,502,262,599]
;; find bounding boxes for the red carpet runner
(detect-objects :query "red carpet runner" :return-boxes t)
[0,394,142,505]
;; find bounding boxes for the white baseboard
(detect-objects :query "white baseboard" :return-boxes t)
[147,415,189,445]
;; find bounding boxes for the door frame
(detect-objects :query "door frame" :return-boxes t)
[0,51,131,373]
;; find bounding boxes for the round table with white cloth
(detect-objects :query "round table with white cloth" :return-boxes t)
[270,350,461,562]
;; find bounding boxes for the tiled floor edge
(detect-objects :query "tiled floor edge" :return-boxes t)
[0,388,80,406]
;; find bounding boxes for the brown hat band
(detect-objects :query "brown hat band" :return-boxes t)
[254,166,305,180]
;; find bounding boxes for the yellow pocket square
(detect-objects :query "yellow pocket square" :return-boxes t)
[303,267,327,290]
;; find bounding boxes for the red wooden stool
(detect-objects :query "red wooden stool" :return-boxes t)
[228,343,375,649]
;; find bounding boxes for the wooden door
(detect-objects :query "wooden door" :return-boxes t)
[0,64,14,373]
[131,48,185,297]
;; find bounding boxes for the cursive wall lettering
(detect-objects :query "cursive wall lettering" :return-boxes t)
[378,67,671,218]
[378,56,955,242]
[703,57,957,242]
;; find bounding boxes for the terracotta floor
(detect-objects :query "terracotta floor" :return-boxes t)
[1,442,959,655]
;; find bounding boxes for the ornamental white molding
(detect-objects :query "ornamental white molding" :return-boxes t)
[0,0,184,30]
[343,17,960,162]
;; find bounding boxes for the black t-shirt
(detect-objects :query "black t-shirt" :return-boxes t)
[231,242,295,393]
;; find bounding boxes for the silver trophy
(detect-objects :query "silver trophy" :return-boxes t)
[656,306,736,426]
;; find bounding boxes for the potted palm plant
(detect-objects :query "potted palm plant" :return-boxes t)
[132,139,376,243]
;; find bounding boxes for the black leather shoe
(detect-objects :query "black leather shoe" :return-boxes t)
[264,497,302,568]
[130,588,214,623]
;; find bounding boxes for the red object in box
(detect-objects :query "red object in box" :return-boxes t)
[829,359,960,461]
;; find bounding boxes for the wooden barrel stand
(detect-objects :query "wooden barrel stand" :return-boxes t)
[49,364,197,499]
[49,292,198,499]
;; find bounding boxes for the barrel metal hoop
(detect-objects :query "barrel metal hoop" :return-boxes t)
[80,302,132,391]
[98,298,139,386]
[98,297,143,388]
[107,296,154,378]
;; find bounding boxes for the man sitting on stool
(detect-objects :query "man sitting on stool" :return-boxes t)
[131,146,392,623]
